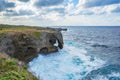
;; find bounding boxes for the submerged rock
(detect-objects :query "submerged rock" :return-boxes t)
[0,26,64,63]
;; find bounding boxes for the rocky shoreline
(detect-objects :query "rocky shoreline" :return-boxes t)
[0,24,65,80]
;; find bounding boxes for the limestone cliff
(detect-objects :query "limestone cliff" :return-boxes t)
[0,26,64,63]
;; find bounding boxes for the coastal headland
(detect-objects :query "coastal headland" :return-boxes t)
[0,24,65,80]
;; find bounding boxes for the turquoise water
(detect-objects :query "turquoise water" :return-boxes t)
[28,27,120,80]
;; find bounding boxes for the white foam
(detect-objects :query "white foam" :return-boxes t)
[28,41,105,80]
[92,75,108,80]
[109,72,120,77]
[91,72,120,80]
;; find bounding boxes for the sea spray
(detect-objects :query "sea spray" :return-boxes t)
[28,41,105,80]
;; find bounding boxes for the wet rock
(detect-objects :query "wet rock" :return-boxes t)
[91,43,108,48]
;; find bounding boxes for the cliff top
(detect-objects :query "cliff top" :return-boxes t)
[0,24,58,34]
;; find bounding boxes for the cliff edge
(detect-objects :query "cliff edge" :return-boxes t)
[0,25,64,63]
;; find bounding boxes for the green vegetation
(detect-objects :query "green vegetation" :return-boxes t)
[0,53,38,80]
[33,32,41,38]
[0,24,55,34]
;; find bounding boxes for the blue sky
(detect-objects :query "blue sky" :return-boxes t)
[0,0,120,26]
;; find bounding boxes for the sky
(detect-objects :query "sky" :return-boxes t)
[0,0,120,26]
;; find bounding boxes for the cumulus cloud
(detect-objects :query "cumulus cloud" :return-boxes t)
[4,9,34,17]
[0,0,120,24]
[74,0,120,15]
[1,0,35,17]
[78,0,120,8]
[41,12,63,21]
[2,0,120,17]
[0,0,15,12]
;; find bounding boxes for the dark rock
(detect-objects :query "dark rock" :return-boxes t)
[0,29,64,63]
[92,43,108,48]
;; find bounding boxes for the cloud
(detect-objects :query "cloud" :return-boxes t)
[45,8,65,15]
[34,0,64,7]
[0,0,120,26]
[41,12,63,21]
[90,4,120,14]
[0,0,15,12]
[4,9,34,17]
[82,0,120,8]
[112,6,120,12]
[74,0,120,15]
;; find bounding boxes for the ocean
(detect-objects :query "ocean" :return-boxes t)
[28,26,120,80]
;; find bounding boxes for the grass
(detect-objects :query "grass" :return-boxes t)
[0,24,56,34]
[33,32,41,38]
[0,53,38,80]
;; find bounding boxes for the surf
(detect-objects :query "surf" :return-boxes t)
[28,41,105,80]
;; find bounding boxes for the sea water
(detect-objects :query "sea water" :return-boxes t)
[28,26,120,80]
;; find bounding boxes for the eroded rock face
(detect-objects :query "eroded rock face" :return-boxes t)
[0,30,64,63]
[12,33,38,62]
